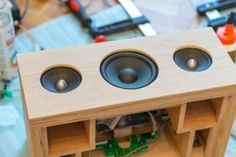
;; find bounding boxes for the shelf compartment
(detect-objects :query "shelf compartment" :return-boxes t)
[47,120,95,157]
[183,97,225,130]
[192,128,210,157]
[165,104,186,132]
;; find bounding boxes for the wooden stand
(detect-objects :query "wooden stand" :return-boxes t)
[18,28,236,157]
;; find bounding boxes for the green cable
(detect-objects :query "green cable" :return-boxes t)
[0,90,13,98]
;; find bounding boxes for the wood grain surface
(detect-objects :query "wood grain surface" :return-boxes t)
[18,28,236,126]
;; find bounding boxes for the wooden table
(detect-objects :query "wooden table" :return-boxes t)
[17,0,67,29]
[17,0,115,30]
[16,0,201,31]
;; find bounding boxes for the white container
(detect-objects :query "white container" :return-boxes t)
[0,0,16,80]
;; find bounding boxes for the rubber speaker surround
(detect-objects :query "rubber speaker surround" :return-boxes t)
[40,67,81,93]
[174,48,212,72]
[100,51,158,89]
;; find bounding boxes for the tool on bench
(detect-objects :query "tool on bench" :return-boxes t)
[66,0,156,42]
[197,0,236,16]
[196,0,236,29]
[217,12,236,45]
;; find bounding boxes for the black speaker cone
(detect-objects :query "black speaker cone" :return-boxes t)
[174,48,212,72]
[100,51,158,89]
[40,67,81,93]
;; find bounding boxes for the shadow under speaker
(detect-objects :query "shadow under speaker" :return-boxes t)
[40,67,82,93]
[174,48,212,72]
[100,51,158,89]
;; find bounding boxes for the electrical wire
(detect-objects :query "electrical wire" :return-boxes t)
[123,144,148,157]
[21,0,30,20]
[147,111,157,132]
[109,116,122,130]
[96,111,166,157]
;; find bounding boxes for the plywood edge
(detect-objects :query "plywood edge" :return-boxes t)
[85,119,96,149]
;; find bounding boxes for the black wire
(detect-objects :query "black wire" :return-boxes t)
[21,0,30,20]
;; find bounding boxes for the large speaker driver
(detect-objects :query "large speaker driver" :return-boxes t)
[40,67,81,93]
[174,48,212,72]
[100,51,158,89]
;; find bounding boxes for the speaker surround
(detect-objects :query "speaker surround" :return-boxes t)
[40,67,81,93]
[174,48,212,72]
[100,51,158,89]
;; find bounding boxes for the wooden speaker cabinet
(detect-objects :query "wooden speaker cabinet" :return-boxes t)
[18,28,236,157]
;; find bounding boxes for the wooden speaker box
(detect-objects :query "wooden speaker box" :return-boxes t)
[18,28,236,157]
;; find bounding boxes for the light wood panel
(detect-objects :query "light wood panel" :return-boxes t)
[212,96,236,157]
[17,28,236,126]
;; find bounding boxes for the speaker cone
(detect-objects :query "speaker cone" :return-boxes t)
[174,48,212,72]
[40,67,81,93]
[100,51,158,89]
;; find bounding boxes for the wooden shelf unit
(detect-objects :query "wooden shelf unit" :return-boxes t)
[17,29,236,157]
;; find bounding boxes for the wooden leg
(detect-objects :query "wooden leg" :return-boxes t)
[212,96,236,157]
[29,127,48,157]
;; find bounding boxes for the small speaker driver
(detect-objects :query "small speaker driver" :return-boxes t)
[174,48,212,72]
[100,51,158,89]
[40,67,81,93]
